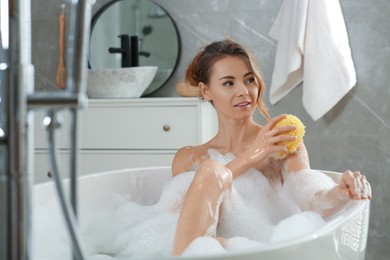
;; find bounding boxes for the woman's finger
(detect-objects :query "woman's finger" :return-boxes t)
[264,114,287,130]
[341,170,373,200]
[270,125,296,137]
[366,178,372,199]
[361,175,372,199]
[268,134,297,145]
[359,175,368,199]
[269,145,289,159]
[353,171,371,200]
[341,170,360,199]
[353,171,361,178]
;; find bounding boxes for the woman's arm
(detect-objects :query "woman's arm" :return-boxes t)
[173,115,294,179]
[226,114,297,178]
[311,170,372,217]
[282,143,372,218]
[283,142,310,172]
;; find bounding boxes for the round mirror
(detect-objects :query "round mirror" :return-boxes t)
[89,0,180,96]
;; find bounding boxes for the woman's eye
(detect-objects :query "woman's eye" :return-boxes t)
[245,77,256,84]
[223,81,234,87]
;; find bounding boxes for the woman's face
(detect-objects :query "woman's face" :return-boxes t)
[201,56,259,120]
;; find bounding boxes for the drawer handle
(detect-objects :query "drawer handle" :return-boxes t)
[163,124,170,132]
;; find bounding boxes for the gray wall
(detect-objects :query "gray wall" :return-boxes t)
[32,0,389,259]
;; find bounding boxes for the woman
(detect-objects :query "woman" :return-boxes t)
[171,39,372,255]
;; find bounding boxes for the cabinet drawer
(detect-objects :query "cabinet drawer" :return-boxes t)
[80,106,198,149]
[34,98,217,150]
[34,150,175,183]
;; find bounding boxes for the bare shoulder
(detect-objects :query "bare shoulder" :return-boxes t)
[171,145,209,177]
[172,146,194,176]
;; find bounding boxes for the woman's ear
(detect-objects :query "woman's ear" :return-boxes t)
[199,82,212,101]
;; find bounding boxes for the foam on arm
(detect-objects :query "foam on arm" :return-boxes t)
[282,169,336,213]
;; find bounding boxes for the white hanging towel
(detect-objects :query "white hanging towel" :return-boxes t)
[269,0,356,120]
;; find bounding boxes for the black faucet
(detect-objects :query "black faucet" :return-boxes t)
[108,34,139,67]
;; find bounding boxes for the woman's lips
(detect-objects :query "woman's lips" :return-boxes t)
[234,101,251,108]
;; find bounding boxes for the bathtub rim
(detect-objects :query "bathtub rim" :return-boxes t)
[33,166,370,258]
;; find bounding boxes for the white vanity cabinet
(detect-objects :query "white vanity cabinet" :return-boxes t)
[33,97,217,183]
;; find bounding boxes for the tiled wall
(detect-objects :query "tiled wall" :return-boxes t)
[32,0,390,259]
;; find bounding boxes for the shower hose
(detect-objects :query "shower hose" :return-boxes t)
[46,109,86,260]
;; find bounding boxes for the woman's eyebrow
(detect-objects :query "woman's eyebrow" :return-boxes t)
[219,72,253,81]
[219,75,235,80]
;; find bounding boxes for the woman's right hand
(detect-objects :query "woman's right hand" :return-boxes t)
[226,114,297,177]
[244,114,297,166]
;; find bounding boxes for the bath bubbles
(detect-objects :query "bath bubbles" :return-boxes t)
[114,213,178,258]
[182,237,226,256]
[282,169,335,211]
[271,211,326,243]
[34,149,336,259]
[224,237,265,252]
[79,172,195,259]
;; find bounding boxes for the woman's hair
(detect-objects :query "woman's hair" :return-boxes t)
[185,39,270,120]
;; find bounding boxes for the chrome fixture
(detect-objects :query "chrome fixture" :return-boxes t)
[0,0,94,259]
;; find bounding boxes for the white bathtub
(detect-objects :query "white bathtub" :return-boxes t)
[32,167,370,260]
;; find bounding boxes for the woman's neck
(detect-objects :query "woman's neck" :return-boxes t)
[211,116,260,155]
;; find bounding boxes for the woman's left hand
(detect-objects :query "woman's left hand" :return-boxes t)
[337,170,372,200]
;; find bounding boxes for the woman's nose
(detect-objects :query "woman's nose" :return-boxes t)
[236,82,249,96]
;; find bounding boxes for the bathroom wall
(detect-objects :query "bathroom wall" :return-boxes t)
[32,0,390,259]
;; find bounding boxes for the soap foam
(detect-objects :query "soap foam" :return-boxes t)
[271,211,326,243]
[224,236,265,251]
[182,236,226,256]
[33,150,334,259]
[282,169,335,211]
[81,171,195,258]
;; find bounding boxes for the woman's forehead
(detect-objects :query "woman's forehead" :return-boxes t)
[211,56,252,78]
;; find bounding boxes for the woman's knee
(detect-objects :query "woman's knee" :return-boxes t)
[194,160,232,191]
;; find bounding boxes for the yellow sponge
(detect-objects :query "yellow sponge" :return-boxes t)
[274,114,305,155]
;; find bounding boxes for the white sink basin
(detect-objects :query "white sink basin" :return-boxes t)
[143,68,173,96]
[87,66,158,98]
